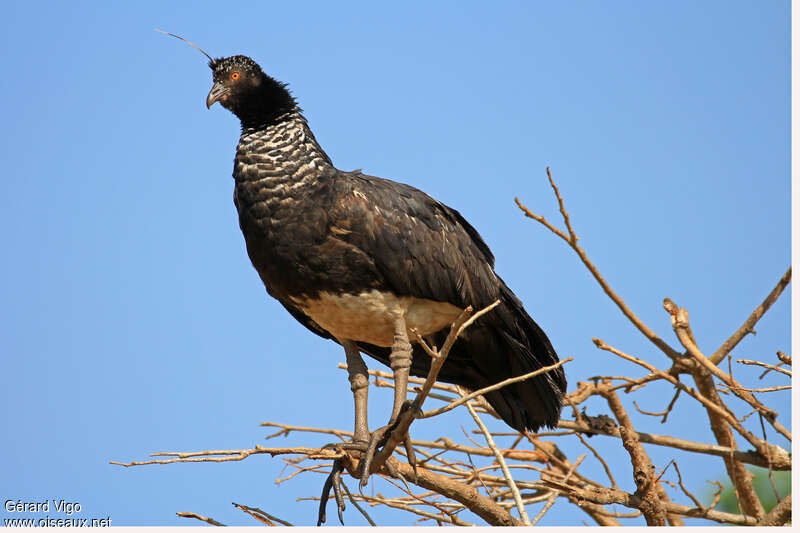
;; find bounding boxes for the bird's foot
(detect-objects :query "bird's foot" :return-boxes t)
[317,439,369,526]
[317,457,346,526]
[358,401,420,490]
[315,441,409,526]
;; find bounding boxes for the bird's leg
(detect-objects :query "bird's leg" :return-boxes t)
[344,340,371,444]
[322,340,370,451]
[388,314,412,424]
[318,341,369,526]
[358,314,418,488]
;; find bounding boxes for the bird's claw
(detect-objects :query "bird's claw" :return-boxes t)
[357,403,420,490]
[358,425,390,491]
[317,458,346,526]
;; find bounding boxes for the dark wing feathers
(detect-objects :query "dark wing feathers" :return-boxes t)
[331,173,499,308]
[331,172,565,432]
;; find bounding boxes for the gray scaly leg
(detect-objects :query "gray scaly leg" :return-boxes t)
[344,340,370,443]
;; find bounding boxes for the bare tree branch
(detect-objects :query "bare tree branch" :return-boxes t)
[110,446,340,467]
[663,298,790,440]
[463,392,530,525]
[710,267,791,365]
[558,418,789,470]
[600,381,667,525]
[176,512,224,526]
[575,431,617,489]
[543,479,760,525]
[530,454,584,526]
[233,502,293,526]
[515,167,681,361]
[420,358,572,420]
[756,493,792,526]
[592,338,784,461]
[738,358,792,377]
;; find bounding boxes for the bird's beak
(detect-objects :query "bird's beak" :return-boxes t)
[206,81,228,109]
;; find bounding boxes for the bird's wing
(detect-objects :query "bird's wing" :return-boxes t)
[327,172,498,309]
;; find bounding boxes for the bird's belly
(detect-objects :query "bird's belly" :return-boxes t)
[290,290,462,347]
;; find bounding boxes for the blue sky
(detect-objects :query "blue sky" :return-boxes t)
[0,0,790,527]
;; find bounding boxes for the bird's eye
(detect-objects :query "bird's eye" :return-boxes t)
[231,72,240,80]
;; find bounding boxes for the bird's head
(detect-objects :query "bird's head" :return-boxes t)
[205,55,262,110]
[157,31,296,127]
[207,56,296,126]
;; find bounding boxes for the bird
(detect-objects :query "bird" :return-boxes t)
[164,32,565,494]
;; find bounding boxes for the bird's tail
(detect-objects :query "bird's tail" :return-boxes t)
[442,288,566,433]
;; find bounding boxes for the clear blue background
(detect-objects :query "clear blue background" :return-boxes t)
[1,0,790,526]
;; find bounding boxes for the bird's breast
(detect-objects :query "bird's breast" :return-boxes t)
[290,290,462,347]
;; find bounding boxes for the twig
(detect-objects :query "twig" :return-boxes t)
[336,364,463,394]
[465,452,495,498]
[176,512,225,526]
[592,338,783,460]
[575,432,617,489]
[262,421,353,442]
[707,480,724,510]
[542,479,760,525]
[720,384,791,393]
[632,400,670,418]
[560,418,788,469]
[110,446,340,467]
[455,300,501,337]
[759,415,780,505]
[737,359,792,377]
[463,394,530,525]
[233,502,293,526]
[661,388,682,423]
[668,461,706,512]
[530,454,585,526]
[339,481,377,525]
[710,267,791,365]
[363,366,506,421]
[515,168,681,361]
[420,358,572,419]
[354,493,475,526]
[684,360,767,518]
[663,299,789,442]
[276,462,333,484]
[382,476,464,524]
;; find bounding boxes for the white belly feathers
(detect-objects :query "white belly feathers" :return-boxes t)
[290,290,462,347]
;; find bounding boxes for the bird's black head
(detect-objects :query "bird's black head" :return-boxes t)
[206,55,296,128]
[157,31,297,127]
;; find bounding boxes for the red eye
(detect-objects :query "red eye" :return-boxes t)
[231,72,240,80]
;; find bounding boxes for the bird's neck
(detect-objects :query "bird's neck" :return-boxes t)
[233,75,297,130]
[234,111,335,184]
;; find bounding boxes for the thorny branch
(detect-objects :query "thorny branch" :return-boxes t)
[114,168,790,526]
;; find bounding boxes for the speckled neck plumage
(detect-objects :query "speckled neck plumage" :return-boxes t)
[234,111,335,185]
